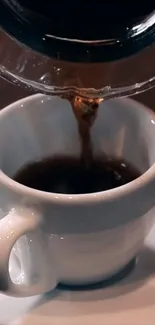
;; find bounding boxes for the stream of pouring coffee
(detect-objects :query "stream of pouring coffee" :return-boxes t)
[69,96,103,167]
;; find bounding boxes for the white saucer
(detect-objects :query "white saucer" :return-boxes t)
[1,224,155,325]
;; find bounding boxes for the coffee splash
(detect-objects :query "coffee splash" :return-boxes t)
[70,96,103,167]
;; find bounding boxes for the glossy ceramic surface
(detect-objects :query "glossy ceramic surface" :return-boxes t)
[0,224,155,324]
[0,95,155,296]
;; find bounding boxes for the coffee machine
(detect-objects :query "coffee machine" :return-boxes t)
[0,2,155,101]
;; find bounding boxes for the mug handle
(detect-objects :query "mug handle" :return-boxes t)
[0,207,57,296]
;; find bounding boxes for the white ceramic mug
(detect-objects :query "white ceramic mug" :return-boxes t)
[0,94,155,297]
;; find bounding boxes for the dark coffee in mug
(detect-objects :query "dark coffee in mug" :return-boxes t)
[14,96,141,194]
[13,156,141,194]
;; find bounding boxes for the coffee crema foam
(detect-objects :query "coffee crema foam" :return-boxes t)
[71,96,103,126]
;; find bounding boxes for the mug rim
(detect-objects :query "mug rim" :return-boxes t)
[0,93,155,205]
